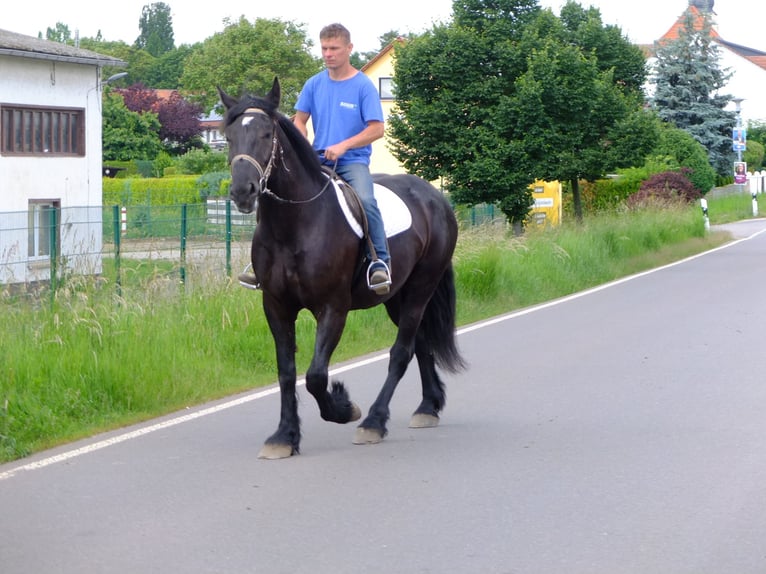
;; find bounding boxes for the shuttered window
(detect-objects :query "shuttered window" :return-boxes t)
[1,105,85,156]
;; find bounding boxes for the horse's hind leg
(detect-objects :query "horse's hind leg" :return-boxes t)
[409,336,446,428]
[354,321,420,444]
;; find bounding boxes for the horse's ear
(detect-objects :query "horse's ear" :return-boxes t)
[266,77,281,107]
[217,86,238,111]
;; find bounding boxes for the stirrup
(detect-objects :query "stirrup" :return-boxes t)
[367,260,392,295]
[238,263,260,290]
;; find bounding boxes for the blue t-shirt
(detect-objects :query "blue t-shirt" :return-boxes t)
[295,70,384,166]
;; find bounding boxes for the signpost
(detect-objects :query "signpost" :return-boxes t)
[731,98,756,216]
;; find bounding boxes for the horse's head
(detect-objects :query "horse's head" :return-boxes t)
[218,78,282,214]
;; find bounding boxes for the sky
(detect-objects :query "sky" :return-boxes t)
[3,0,764,55]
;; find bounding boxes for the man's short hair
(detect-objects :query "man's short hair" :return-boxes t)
[320,23,351,44]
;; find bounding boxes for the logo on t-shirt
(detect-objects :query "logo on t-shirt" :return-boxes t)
[340,101,357,110]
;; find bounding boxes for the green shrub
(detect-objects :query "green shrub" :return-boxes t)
[744,140,764,171]
[103,176,203,206]
[650,124,717,194]
[197,171,230,200]
[175,149,228,175]
[580,164,659,212]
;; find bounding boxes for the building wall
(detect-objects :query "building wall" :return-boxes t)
[719,49,766,123]
[0,56,104,211]
[0,55,104,282]
[362,47,407,175]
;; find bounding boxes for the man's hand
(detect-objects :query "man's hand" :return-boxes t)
[323,143,348,161]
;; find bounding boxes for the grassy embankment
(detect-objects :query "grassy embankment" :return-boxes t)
[0,193,755,462]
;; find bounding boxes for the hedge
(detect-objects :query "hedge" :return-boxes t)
[103,176,203,206]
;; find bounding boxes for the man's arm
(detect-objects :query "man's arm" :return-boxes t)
[324,120,384,161]
[293,110,310,138]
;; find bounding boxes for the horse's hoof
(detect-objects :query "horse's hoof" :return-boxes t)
[353,427,383,445]
[349,402,362,422]
[258,443,294,459]
[409,413,439,428]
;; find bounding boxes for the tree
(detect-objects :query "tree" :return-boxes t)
[558,1,647,96]
[512,7,658,220]
[102,90,163,161]
[651,9,735,176]
[115,84,203,154]
[180,17,320,115]
[389,1,541,229]
[45,23,72,44]
[389,0,655,225]
[136,2,175,57]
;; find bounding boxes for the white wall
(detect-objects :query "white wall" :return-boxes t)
[719,49,766,123]
[0,55,104,282]
[0,56,104,211]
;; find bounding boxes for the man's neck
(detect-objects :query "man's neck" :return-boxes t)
[328,64,357,81]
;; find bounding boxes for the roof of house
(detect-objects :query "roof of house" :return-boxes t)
[654,5,766,72]
[0,28,125,67]
[361,37,405,73]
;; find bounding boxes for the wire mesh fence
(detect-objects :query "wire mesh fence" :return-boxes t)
[0,201,258,296]
[0,199,499,299]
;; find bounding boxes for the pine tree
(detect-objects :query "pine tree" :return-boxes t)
[650,9,735,176]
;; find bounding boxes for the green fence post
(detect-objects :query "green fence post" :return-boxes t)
[48,206,58,306]
[180,203,187,285]
[112,205,122,296]
[225,199,232,277]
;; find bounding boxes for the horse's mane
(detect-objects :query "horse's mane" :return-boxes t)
[224,94,324,175]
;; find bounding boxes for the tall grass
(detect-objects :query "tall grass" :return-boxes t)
[0,203,736,462]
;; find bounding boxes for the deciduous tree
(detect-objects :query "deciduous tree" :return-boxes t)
[136,2,175,57]
[180,17,320,115]
[102,90,163,161]
[389,0,656,225]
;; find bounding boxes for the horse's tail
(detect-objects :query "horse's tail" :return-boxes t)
[420,263,466,373]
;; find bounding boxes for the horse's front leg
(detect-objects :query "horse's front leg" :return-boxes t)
[305,308,362,425]
[258,300,300,460]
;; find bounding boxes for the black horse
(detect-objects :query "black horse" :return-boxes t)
[219,78,465,459]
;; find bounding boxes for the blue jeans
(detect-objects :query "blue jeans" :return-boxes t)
[335,163,389,264]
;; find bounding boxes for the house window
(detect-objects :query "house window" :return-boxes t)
[1,104,85,156]
[379,77,395,100]
[28,200,61,258]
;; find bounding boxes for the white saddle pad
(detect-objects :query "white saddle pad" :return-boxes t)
[333,179,412,239]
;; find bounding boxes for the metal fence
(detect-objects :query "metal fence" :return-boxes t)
[0,199,500,293]
[0,201,257,290]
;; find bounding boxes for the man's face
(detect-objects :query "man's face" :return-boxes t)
[321,35,353,70]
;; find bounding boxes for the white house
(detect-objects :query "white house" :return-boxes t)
[0,28,125,284]
[650,1,766,123]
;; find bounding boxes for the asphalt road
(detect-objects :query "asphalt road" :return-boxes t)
[3,220,766,574]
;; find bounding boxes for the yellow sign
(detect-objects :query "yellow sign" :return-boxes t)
[529,180,562,226]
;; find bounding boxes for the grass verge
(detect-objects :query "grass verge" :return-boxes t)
[0,200,744,462]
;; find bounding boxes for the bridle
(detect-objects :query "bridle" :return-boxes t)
[229,107,332,205]
[229,108,280,199]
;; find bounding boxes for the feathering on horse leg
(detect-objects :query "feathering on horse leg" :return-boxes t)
[305,312,361,424]
[409,341,446,429]
[353,333,418,445]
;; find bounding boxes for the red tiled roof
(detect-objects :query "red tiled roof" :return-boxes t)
[748,55,766,72]
[651,5,766,73]
[658,6,720,43]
